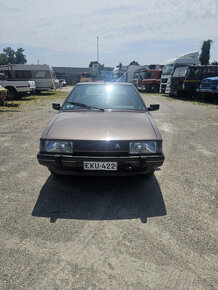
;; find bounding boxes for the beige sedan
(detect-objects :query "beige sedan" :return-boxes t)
[37,83,164,176]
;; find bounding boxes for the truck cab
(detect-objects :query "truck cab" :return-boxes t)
[132,70,139,87]
[112,68,127,82]
[160,51,199,93]
[80,73,92,82]
[137,69,162,92]
[170,65,218,97]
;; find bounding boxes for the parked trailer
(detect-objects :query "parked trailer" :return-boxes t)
[0,64,55,93]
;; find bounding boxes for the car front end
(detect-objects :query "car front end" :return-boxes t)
[37,139,164,176]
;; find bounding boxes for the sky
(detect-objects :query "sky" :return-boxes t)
[0,0,218,68]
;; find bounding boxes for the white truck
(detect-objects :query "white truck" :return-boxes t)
[112,65,140,83]
[0,72,35,100]
[0,64,55,94]
[160,51,199,93]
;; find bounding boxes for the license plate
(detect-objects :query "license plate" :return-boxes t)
[83,161,117,171]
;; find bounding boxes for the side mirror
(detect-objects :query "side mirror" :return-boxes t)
[52,103,60,110]
[148,104,160,111]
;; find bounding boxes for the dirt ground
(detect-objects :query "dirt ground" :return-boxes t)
[0,88,217,289]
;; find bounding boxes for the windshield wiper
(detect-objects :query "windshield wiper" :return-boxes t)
[66,101,105,111]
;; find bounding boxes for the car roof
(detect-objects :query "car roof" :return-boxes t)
[202,76,218,81]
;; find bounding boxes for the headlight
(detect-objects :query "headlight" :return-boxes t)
[44,140,73,153]
[129,141,162,154]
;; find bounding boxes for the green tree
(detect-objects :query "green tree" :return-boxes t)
[0,47,27,64]
[3,47,17,63]
[0,53,8,65]
[89,61,98,68]
[89,61,104,71]
[211,61,218,65]
[129,60,140,66]
[15,48,27,64]
[199,40,213,65]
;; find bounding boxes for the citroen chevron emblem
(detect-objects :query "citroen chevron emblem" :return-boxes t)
[115,144,120,150]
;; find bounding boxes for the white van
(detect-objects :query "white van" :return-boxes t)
[0,64,55,93]
[160,52,199,93]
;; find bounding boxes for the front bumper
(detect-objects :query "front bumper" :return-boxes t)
[160,84,167,93]
[197,88,218,94]
[37,153,165,175]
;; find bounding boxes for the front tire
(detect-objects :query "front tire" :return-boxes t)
[6,88,17,100]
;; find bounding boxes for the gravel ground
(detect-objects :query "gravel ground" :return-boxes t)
[0,88,217,289]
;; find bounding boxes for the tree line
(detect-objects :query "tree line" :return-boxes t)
[0,40,217,67]
[0,47,27,65]
[89,40,217,68]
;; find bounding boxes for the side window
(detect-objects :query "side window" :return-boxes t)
[201,67,207,78]
[0,73,6,81]
[35,71,46,78]
[150,71,155,78]
[146,71,153,78]
[32,70,50,78]
[208,66,217,76]
[191,67,200,80]
[173,68,180,77]
[3,70,12,79]
[145,71,150,78]
[15,70,32,78]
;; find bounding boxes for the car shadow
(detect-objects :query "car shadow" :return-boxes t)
[32,175,166,223]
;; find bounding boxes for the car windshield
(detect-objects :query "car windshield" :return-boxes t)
[133,72,138,78]
[62,84,146,111]
[212,79,218,85]
[112,71,125,79]
[173,66,189,77]
[162,64,174,75]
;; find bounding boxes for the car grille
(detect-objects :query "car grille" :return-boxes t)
[73,140,129,156]
[161,78,168,84]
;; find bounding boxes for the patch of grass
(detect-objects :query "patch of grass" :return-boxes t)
[139,92,161,96]
[163,94,218,108]
[0,90,69,113]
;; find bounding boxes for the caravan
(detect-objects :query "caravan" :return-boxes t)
[0,64,55,93]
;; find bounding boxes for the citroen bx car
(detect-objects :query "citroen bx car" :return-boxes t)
[37,83,164,176]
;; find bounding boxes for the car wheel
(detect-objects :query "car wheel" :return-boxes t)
[7,88,17,100]
[17,92,26,99]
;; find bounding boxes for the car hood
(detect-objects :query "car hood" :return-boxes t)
[45,111,157,140]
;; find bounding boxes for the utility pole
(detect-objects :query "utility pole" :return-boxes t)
[97,37,99,63]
